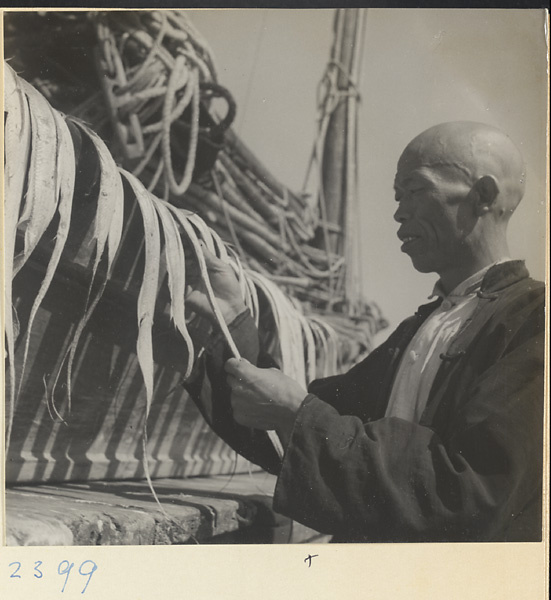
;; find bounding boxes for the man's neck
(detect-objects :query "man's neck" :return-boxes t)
[438,257,510,296]
[437,232,512,294]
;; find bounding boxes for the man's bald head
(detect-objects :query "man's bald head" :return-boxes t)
[393,122,526,290]
[398,121,526,220]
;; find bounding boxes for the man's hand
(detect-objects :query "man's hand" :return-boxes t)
[185,245,247,325]
[225,358,307,437]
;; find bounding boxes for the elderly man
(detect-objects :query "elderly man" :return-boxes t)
[185,121,544,542]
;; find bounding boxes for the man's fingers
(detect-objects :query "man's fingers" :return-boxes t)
[184,288,209,313]
[224,358,253,377]
[185,243,225,278]
[225,358,241,374]
[225,373,244,390]
[200,244,228,271]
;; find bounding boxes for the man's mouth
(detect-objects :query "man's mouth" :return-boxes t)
[399,235,422,251]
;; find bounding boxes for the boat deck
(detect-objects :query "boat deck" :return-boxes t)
[6,472,330,546]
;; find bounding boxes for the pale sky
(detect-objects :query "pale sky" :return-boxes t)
[190,9,548,338]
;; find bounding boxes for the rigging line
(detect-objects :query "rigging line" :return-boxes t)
[235,10,267,136]
[355,8,369,82]
[211,168,248,263]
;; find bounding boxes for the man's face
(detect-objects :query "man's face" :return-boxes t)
[393,152,476,277]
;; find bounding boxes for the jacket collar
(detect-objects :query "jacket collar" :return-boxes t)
[415,260,529,318]
[480,259,529,293]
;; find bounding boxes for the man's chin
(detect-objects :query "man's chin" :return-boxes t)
[407,254,436,274]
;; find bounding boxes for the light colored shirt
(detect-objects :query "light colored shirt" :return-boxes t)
[385,262,506,423]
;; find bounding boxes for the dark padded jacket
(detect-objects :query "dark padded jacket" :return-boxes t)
[185,260,545,542]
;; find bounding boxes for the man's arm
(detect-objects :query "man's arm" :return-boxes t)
[272,313,544,542]
[209,283,544,541]
[184,248,544,541]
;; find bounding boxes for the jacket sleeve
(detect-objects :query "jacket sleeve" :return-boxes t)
[184,308,404,476]
[183,310,284,475]
[273,306,545,542]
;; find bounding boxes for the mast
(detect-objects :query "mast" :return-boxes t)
[311,8,367,314]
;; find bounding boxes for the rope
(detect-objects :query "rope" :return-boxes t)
[161,56,200,196]
[326,59,361,98]
[118,12,169,94]
[95,12,226,202]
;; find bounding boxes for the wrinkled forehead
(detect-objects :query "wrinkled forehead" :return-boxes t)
[394,147,474,187]
[396,124,524,183]
[398,134,475,167]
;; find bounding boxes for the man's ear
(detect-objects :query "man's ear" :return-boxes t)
[471,175,499,216]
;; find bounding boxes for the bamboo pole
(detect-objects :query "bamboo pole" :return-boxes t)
[224,127,307,213]
[319,8,359,258]
[185,184,290,252]
[182,192,288,266]
[219,152,282,226]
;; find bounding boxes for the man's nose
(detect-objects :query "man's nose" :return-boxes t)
[393,201,410,223]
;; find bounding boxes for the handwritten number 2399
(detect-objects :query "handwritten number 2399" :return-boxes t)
[9,560,97,593]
